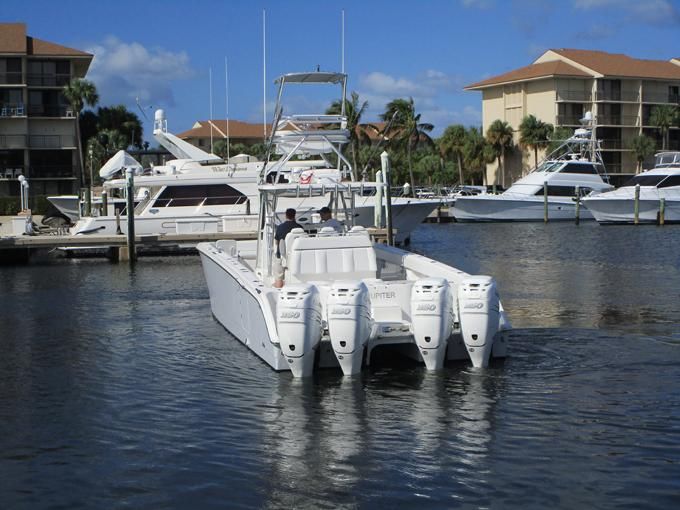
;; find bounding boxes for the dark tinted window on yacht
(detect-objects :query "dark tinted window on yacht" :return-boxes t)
[560,163,599,174]
[153,185,246,207]
[533,186,582,197]
[621,175,667,188]
[658,175,680,188]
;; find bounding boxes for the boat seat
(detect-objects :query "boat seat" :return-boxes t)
[317,226,338,237]
[287,234,377,283]
[281,227,307,263]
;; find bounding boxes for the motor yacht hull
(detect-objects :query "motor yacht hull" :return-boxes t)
[583,196,680,224]
[452,195,594,222]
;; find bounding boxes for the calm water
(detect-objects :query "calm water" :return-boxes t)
[1,222,679,509]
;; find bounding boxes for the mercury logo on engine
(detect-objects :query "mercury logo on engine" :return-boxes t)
[463,302,485,309]
[280,311,300,319]
[371,291,395,300]
[416,303,437,311]
[331,307,351,315]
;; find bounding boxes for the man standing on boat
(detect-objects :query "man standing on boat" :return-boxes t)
[275,208,303,258]
[318,206,343,232]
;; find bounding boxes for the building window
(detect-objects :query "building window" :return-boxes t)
[0,58,22,85]
[29,150,74,178]
[27,60,71,86]
[670,86,679,104]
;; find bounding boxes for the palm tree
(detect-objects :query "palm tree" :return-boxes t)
[630,134,656,173]
[485,120,514,187]
[519,115,553,170]
[63,79,99,186]
[381,97,434,186]
[546,126,574,155]
[326,91,370,180]
[463,127,494,186]
[439,125,467,185]
[649,105,679,150]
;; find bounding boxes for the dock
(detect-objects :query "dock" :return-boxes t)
[0,228,392,264]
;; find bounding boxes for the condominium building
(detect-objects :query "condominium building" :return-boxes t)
[466,49,680,186]
[0,23,93,200]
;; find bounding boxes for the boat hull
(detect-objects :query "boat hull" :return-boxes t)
[452,195,593,222]
[583,197,680,224]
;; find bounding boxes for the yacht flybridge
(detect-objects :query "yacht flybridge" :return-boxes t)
[582,152,680,224]
[67,81,440,243]
[197,183,511,377]
[452,112,614,222]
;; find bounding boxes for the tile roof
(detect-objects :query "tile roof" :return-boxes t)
[0,22,91,57]
[27,37,92,57]
[553,49,680,80]
[178,120,271,140]
[179,120,388,141]
[465,60,591,89]
[0,23,27,53]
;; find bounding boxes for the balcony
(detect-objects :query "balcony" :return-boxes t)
[556,115,586,126]
[30,135,76,149]
[0,72,23,85]
[27,104,74,118]
[596,115,639,126]
[0,103,26,117]
[0,166,26,180]
[27,73,71,87]
[600,139,624,150]
[556,91,592,102]
[642,92,680,104]
[595,91,640,102]
[29,164,75,179]
[0,134,26,149]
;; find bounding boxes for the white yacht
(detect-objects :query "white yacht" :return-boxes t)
[452,113,613,222]
[197,182,511,377]
[69,95,440,243]
[582,151,680,224]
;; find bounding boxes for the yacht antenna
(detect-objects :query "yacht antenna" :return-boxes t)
[135,97,152,121]
[209,67,214,154]
[341,9,345,74]
[263,9,267,142]
[225,56,230,162]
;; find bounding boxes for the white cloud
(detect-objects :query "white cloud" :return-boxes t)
[86,36,195,108]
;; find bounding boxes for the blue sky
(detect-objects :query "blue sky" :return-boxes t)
[5,0,680,142]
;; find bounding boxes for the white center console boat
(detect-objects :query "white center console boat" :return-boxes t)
[197,182,511,377]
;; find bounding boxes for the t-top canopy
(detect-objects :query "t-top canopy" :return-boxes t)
[275,72,346,84]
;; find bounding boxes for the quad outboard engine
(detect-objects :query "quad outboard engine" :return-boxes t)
[457,276,500,368]
[276,284,323,377]
[411,278,454,370]
[326,281,372,376]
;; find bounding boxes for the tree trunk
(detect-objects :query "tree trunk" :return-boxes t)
[407,141,415,187]
[457,153,463,185]
[500,146,505,188]
[533,146,538,169]
[75,111,85,188]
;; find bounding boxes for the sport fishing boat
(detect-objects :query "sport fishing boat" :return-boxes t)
[582,151,680,224]
[69,88,440,243]
[197,182,511,377]
[452,112,613,222]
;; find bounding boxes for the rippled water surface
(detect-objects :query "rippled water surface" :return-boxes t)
[1,222,679,509]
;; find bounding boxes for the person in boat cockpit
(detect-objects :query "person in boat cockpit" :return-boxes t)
[275,208,303,258]
[318,206,343,232]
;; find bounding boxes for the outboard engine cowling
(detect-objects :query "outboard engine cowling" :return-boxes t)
[457,276,500,368]
[411,278,453,370]
[327,281,372,376]
[276,284,323,377]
